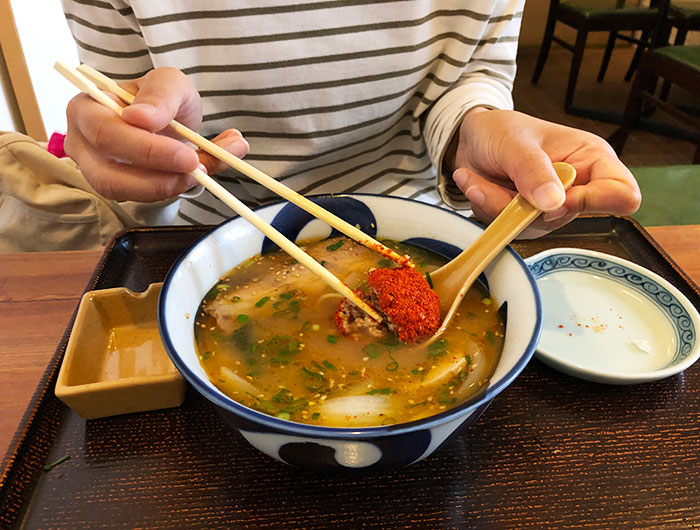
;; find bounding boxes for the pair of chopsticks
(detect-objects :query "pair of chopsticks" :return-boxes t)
[54,61,390,321]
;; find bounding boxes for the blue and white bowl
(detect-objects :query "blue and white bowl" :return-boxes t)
[158,194,542,471]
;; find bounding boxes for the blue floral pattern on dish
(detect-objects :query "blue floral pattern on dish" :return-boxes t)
[528,253,696,363]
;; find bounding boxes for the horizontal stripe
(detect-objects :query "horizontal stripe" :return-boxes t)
[95,67,153,81]
[72,36,149,59]
[185,196,230,220]
[297,145,430,191]
[177,209,217,225]
[219,144,428,199]
[222,107,417,140]
[138,1,420,25]
[247,128,417,166]
[179,33,519,74]
[203,76,433,122]
[468,68,515,84]
[408,183,439,200]
[198,53,468,98]
[64,13,141,35]
[66,0,133,16]
[376,177,418,196]
[339,161,433,194]
[146,9,498,53]
[297,152,431,195]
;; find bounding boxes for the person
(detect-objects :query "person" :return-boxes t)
[60,0,640,238]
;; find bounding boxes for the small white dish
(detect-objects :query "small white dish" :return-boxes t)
[526,248,700,384]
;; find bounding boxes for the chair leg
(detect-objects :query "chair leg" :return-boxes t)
[598,31,618,82]
[609,56,654,155]
[565,29,587,112]
[624,30,650,82]
[694,143,700,165]
[531,14,558,84]
[660,28,688,101]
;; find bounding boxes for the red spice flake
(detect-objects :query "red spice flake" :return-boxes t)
[558,324,564,328]
[362,239,415,269]
[368,267,440,342]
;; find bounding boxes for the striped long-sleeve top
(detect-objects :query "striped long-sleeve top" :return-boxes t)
[61,0,523,225]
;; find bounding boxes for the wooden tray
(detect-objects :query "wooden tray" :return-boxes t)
[2,215,699,529]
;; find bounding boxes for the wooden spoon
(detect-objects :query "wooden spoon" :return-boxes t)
[427,162,577,341]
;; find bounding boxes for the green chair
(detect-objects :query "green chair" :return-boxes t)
[667,0,700,45]
[660,0,700,100]
[629,165,700,226]
[609,45,700,163]
[531,0,670,117]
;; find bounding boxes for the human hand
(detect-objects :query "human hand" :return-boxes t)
[64,67,249,202]
[446,108,641,238]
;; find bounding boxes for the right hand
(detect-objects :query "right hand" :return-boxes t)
[64,67,249,202]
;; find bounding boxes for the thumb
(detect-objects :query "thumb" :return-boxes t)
[121,68,202,133]
[504,150,566,212]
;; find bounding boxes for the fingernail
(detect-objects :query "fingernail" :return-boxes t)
[452,169,469,190]
[224,136,248,154]
[465,186,486,208]
[543,205,569,222]
[532,182,565,211]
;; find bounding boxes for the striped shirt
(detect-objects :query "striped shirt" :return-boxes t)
[62,0,523,225]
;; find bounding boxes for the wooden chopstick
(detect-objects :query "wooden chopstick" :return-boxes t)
[74,64,414,270]
[54,61,382,322]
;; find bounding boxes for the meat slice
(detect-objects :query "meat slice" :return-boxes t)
[335,289,386,338]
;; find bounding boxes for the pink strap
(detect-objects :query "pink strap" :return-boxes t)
[47,132,66,158]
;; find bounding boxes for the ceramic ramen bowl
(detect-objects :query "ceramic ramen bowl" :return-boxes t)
[159,194,542,471]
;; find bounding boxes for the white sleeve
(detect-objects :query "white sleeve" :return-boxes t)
[423,0,523,209]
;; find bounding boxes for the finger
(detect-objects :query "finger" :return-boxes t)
[453,168,517,222]
[568,154,641,215]
[70,137,198,202]
[70,94,199,173]
[501,148,567,212]
[197,129,250,175]
[121,68,202,132]
[454,167,581,238]
[553,177,641,219]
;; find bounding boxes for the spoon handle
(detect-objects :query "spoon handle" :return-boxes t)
[436,195,540,334]
[432,162,577,339]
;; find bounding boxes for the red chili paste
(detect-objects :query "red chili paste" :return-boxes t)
[367,267,441,342]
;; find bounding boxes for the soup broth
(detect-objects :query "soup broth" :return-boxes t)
[194,237,504,427]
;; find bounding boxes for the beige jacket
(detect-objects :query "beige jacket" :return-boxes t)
[0,132,178,253]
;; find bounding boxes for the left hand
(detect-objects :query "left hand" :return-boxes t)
[446,108,641,238]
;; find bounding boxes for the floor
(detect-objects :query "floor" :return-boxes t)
[513,45,699,226]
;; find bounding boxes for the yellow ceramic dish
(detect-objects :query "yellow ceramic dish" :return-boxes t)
[56,282,185,419]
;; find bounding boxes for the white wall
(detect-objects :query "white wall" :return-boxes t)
[8,0,80,135]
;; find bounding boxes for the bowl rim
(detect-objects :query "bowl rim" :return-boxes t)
[158,193,542,437]
[526,246,700,384]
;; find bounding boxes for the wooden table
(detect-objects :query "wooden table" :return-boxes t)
[2,225,699,461]
[2,223,700,529]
